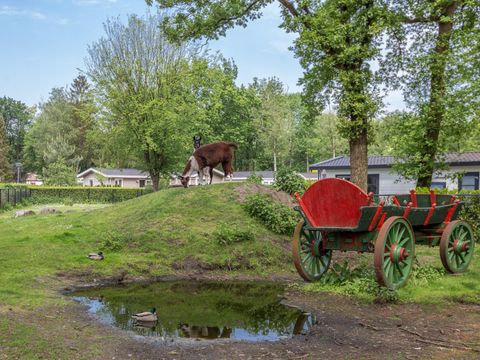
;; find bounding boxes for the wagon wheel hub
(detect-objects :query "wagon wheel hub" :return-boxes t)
[453,239,469,254]
[389,244,409,264]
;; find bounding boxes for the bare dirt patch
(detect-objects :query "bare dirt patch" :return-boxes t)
[235,183,296,207]
[7,274,477,360]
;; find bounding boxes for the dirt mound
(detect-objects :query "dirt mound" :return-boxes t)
[235,183,296,207]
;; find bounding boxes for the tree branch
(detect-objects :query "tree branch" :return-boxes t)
[402,15,441,24]
[277,0,300,17]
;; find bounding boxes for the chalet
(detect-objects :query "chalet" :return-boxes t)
[309,152,480,194]
[77,168,151,188]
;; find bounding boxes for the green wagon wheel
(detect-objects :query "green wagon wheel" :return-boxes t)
[374,217,415,290]
[292,220,332,282]
[440,220,475,273]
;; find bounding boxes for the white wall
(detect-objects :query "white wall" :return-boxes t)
[79,172,148,188]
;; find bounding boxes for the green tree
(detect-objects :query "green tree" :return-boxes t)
[67,74,98,171]
[0,115,11,181]
[23,89,81,176]
[42,161,78,186]
[250,78,293,171]
[385,1,480,186]
[85,13,229,190]
[0,96,33,165]
[147,0,388,191]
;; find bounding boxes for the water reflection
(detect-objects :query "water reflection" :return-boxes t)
[71,281,315,342]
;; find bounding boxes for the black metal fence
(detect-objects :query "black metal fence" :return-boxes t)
[0,188,32,209]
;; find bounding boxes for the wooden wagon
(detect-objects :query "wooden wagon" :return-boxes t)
[292,178,476,289]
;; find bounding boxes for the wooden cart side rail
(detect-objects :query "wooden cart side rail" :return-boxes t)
[294,192,318,227]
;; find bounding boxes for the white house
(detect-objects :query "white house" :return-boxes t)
[309,152,480,195]
[77,168,151,188]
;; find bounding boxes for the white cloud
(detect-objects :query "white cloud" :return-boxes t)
[0,6,47,20]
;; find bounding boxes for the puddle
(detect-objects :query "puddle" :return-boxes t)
[71,281,315,342]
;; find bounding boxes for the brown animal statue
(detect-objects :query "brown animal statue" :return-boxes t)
[179,141,238,187]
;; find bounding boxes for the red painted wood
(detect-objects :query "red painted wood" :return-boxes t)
[376,211,388,230]
[392,196,400,206]
[368,200,385,231]
[444,199,460,224]
[423,203,437,225]
[429,190,436,206]
[294,192,318,227]
[299,178,370,228]
[402,202,412,219]
[367,192,374,206]
[449,195,456,204]
[410,189,417,207]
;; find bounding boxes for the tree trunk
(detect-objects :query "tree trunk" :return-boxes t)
[151,173,160,191]
[350,128,368,192]
[416,2,457,188]
[273,140,277,172]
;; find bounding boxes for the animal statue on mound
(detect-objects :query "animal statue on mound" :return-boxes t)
[179,141,238,187]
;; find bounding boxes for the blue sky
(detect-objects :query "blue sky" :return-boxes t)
[0,0,403,110]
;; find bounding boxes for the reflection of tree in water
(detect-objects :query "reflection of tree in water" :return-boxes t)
[73,281,314,339]
[179,324,232,339]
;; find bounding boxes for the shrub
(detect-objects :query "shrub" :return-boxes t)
[214,222,255,245]
[244,193,298,235]
[101,230,131,251]
[246,174,263,185]
[274,168,306,195]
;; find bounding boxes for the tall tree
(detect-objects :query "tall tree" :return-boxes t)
[23,88,81,182]
[385,1,480,186]
[85,13,230,190]
[0,97,33,165]
[146,0,388,191]
[0,115,11,182]
[250,77,293,172]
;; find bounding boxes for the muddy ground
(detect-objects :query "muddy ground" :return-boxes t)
[3,273,479,360]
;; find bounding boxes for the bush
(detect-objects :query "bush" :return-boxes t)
[246,174,263,185]
[213,222,255,245]
[244,193,298,235]
[274,168,307,195]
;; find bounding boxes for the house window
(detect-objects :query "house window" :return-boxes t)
[459,172,479,191]
[139,179,145,188]
[114,179,123,187]
[431,182,446,189]
[89,179,93,186]
[336,174,380,194]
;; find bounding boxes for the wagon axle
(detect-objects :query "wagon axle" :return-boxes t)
[390,244,409,263]
[453,239,469,254]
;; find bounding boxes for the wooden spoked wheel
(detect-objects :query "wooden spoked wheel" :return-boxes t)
[292,220,332,282]
[374,217,415,290]
[440,220,475,273]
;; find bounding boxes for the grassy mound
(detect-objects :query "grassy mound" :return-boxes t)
[0,183,293,307]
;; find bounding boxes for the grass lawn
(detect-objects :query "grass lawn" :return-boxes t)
[0,183,292,308]
[0,183,479,359]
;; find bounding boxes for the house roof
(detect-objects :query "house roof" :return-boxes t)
[232,171,317,180]
[77,167,149,178]
[232,171,275,179]
[310,152,480,170]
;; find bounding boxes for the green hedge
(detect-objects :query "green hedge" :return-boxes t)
[28,186,153,204]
